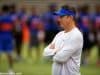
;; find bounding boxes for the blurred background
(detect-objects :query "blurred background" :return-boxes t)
[0,0,100,75]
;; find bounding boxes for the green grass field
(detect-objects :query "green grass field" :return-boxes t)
[0,44,100,75]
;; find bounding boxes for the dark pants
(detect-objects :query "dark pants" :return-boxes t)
[45,30,59,44]
[15,32,22,57]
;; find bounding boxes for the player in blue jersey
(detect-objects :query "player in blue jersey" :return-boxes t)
[92,5,100,66]
[10,4,23,61]
[0,5,15,73]
[27,6,45,61]
[77,5,93,65]
[41,3,60,44]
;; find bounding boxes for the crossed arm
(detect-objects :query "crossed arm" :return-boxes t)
[43,36,82,63]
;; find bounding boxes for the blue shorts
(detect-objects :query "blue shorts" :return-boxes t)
[0,33,13,54]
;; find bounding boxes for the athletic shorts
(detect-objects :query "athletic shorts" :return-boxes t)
[29,33,39,48]
[0,34,14,54]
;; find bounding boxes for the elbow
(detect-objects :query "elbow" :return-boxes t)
[43,48,54,57]
[43,50,53,60]
[43,51,52,60]
[53,56,67,63]
[43,48,50,57]
[43,52,47,57]
[43,51,51,57]
[43,48,47,56]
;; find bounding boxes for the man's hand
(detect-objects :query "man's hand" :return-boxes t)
[49,43,58,54]
[49,43,55,49]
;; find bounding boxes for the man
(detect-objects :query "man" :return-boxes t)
[42,3,60,44]
[92,4,100,66]
[43,5,83,75]
[0,5,15,73]
[77,5,92,65]
[27,6,45,61]
[14,6,27,61]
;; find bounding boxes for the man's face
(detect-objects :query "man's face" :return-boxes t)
[57,15,72,29]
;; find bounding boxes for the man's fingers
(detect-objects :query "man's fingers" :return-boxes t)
[49,43,55,49]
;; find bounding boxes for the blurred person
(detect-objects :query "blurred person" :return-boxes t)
[14,5,28,61]
[92,4,100,66]
[43,5,83,75]
[42,3,60,44]
[10,4,28,61]
[27,6,45,61]
[0,4,15,73]
[9,4,18,37]
[77,5,93,65]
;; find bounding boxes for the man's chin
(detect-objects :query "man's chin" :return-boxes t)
[59,26,64,30]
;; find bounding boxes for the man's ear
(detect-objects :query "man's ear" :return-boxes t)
[71,16,74,20]
[69,16,74,21]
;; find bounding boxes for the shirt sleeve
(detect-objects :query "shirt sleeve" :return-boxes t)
[53,36,83,63]
[43,45,56,57]
[43,32,61,58]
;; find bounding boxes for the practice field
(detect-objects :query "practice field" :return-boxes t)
[0,44,100,75]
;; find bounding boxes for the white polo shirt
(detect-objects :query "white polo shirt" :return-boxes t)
[43,27,83,75]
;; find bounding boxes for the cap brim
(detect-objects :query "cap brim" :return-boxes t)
[53,11,66,16]
[53,8,75,17]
